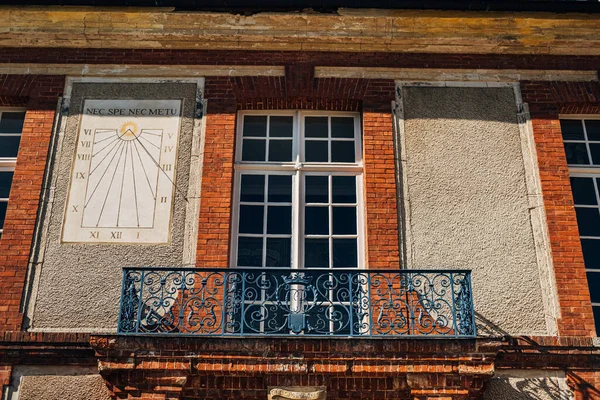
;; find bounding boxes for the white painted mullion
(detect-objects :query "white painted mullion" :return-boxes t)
[328,174,333,269]
[262,175,269,268]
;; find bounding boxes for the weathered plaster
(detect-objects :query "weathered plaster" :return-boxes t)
[27,81,202,332]
[483,370,572,400]
[397,85,551,335]
[7,366,111,400]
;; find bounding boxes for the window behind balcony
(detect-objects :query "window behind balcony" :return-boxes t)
[0,109,26,239]
[561,118,600,335]
[232,111,365,270]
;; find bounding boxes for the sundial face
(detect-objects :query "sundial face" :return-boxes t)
[62,99,182,244]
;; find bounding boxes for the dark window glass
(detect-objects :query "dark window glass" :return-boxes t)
[305,117,328,138]
[331,141,355,163]
[0,136,21,158]
[582,239,600,269]
[561,120,585,140]
[239,205,264,234]
[564,143,590,165]
[305,239,329,268]
[0,202,6,229]
[0,172,14,199]
[305,206,328,235]
[575,207,600,237]
[305,140,328,162]
[242,139,266,161]
[268,140,293,162]
[240,175,264,202]
[267,206,291,234]
[237,237,263,267]
[333,207,357,235]
[268,175,292,203]
[306,176,328,203]
[571,177,597,205]
[243,116,267,137]
[0,112,25,134]
[588,272,600,304]
[332,176,356,204]
[331,117,354,138]
[266,238,291,267]
[333,238,358,268]
[593,306,600,336]
[590,144,600,165]
[585,120,600,141]
[270,116,293,137]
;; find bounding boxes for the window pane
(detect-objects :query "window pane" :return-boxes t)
[561,120,585,140]
[306,176,328,203]
[331,141,355,163]
[268,139,292,162]
[0,202,8,229]
[305,140,328,162]
[305,206,328,235]
[590,144,600,165]
[571,177,597,205]
[239,205,264,234]
[266,238,291,267]
[593,306,600,336]
[333,238,358,268]
[268,175,292,203]
[270,116,293,137]
[267,206,291,234]
[0,136,21,158]
[564,142,589,165]
[588,272,600,304]
[242,139,266,161]
[305,239,329,268]
[305,117,328,138]
[331,117,354,138]
[240,175,264,202]
[575,207,600,237]
[332,176,356,204]
[237,237,263,267]
[0,172,14,199]
[582,239,600,269]
[243,116,267,137]
[585,120,600,141]
[0,112,25,133]
[333,207,357,235]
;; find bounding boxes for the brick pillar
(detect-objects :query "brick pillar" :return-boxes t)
[529,111,595,336]
[0,106,57,330]
[0,365,12,395]
[195,102,237,268]
[362,79,399,270]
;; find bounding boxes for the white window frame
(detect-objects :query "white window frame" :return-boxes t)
[0,107,26,238]
[231,110,365,270]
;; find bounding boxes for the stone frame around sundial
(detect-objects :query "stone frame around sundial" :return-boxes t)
[62,99,183,244]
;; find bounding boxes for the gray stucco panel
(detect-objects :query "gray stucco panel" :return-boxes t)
[483,370,572,400]
[29,82,199,331]
[400,86,550,335]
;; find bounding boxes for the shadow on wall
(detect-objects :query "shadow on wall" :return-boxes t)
[484,376,571,400]
[475,312,510,337]
[568,371,600,400]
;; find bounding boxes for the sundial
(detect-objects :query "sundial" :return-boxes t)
[62,99,182,244]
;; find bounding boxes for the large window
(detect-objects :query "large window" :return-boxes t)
[0,109,26,239]
[231,111,364,270]
[561,118,600,334]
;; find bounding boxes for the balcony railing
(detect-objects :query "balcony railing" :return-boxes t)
[118,268,475,337]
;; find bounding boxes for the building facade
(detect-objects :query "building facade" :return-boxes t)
[0,1,600,399]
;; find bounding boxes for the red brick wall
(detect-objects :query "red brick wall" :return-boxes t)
[0,48,598,71]
[0,75,63,331]
[196,77,399,269]
[522,81,600,337]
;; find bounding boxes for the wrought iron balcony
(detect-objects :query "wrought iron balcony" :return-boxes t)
[118,268,475,337]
